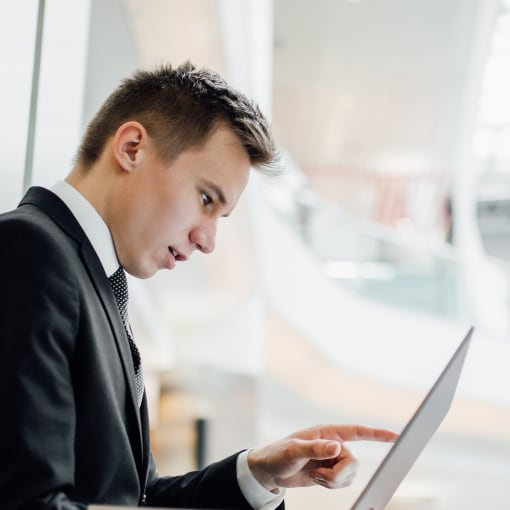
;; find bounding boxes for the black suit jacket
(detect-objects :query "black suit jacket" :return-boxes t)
[0,187,257,509]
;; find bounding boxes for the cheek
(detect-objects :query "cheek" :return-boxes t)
[117,204,160,254]
[140,207,182,246]
[125,185,195,244]
[160,198,199,235]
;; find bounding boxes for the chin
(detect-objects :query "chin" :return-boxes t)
[124,262,156,280]
[137,271,156,280]
[140,266,159,279]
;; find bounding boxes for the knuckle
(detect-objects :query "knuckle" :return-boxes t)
[313,442,326,457]
[284,439,301,461]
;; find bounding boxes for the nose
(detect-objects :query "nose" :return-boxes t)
[190,220,217,254]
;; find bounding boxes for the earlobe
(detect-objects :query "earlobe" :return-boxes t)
[113,122,146,171]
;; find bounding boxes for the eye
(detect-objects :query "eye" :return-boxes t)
[201,191,213,207]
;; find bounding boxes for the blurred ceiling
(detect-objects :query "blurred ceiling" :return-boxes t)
[122,0,485,181]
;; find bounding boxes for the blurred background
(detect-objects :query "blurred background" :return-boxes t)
[1,0,510,508]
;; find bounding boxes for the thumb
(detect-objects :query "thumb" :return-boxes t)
[299,439,342,460]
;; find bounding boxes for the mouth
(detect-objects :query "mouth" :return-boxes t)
[168,246,187,262]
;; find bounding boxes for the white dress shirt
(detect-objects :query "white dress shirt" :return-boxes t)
[51,181,284,510]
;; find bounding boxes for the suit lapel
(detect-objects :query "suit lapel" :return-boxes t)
[18,187,144,471]
[80,241,143,426]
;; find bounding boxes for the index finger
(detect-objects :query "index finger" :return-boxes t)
[336,425,398,443]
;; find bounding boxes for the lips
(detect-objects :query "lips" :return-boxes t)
[168,246,188,263]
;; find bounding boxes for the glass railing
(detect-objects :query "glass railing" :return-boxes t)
[306,205,461,320]
[263,163,462,321]
[264,169,510,339]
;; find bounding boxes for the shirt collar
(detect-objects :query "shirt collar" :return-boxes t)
[51,180,119,277]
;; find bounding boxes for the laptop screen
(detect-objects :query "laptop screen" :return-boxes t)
[350,326,473,510]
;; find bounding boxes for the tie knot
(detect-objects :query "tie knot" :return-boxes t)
[108,266,128,319]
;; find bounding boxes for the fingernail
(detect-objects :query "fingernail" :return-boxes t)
[326,441,341,456]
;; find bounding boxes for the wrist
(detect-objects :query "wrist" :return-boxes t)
[247,448,279,492]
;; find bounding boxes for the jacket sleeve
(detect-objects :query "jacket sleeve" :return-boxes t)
[145,452,285,510]
[0,217,85,510]
[145,452,250,509]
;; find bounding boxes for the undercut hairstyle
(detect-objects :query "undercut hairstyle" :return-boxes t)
[77,61,279,174]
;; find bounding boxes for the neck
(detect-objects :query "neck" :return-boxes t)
[65,159,114,225]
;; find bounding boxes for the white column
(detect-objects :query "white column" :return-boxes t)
[217,0,274,119]
[449,0,501,326]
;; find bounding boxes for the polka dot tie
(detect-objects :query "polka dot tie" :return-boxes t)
[108,266,144,407]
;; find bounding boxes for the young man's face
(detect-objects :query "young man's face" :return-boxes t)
[110,124,251,278]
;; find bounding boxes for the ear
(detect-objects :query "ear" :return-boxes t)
[112,121,147,171]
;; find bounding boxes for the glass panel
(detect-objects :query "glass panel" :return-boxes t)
[0,2,38,212]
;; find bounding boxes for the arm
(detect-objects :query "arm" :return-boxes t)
[145,452,262,509]
[0,217,85,510]
[144,423,395,509]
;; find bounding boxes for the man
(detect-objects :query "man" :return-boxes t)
[0,62,396,509]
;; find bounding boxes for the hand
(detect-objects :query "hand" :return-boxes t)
[247,424,398,491]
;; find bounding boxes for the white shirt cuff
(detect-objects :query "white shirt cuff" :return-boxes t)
[236,450,285,510]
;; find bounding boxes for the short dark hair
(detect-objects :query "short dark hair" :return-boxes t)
[77,61,279,174]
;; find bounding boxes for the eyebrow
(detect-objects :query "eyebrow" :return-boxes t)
[202,179,226,205]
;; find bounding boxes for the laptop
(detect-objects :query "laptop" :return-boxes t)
[349,325,473,509]
[90,326,474,510]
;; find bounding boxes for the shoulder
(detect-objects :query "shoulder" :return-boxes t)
[0,205,81,293]
[0,203,77,255]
